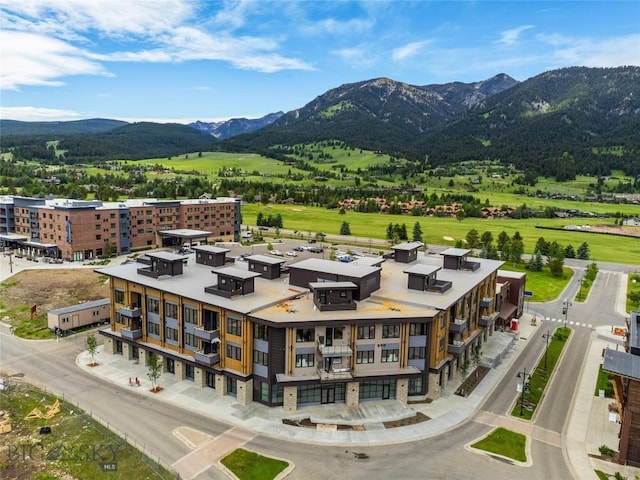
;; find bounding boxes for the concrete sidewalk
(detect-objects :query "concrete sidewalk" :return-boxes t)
[74,312,640,479]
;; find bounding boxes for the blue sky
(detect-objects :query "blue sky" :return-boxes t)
[1,0,639,123]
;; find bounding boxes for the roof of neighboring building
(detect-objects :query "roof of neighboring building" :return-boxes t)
[247,254,287,265]
[193,245,229,254]
[392,242,424,251]
[215,266,261,280]
[497,270,527,280]
[403,264,441,277]
[158,229,212,239]
[309,281,358,290]
[49,298,110,315]
[146,251,186,261]
[604,348,640,380]
[440,248,471,257]
[350,256,385,267]
[290,258,381,279]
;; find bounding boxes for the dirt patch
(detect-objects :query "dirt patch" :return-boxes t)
[0,268,109,337]
[1,268,108,314]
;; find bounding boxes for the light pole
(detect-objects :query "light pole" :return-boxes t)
[517,367,531,416]
[562,298,572,328]
[542,330,552,370]
[578,275,584,301]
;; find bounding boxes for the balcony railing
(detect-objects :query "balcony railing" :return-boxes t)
[480,312,499,327]
[425,279,453,294]
[194,326,219,342]
[480,297,494,308]
[318,367,353,381]
[447,339,465,355]
[449,318,468,333]
[194,351,220,366]
[317,342,353,357]
[120,328,142,340]
[116,306,142,318]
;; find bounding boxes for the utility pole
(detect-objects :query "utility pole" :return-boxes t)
[4,252,13,274]
[562,298,572,328]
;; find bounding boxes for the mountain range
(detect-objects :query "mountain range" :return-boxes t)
[2,66,639,176]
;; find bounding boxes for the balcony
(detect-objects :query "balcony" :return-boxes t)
[480,297,494,308]
[449,318,468,333]
[447,339,465,355]
[425,279,453,294]
[460,260,480,271]
[317,342,353,357]
[116,306,142,318]
[318,367,353,381]
[480,312,499,327]
[194,326,219,342]
[194,351,220,366]
[120,328,142,340]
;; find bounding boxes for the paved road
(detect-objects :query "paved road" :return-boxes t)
[0,254,631,479]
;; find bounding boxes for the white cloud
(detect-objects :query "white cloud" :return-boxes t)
[331,46,378,69]
[540,33,640,68]
[0,0,315,90]
[392,41,430,62]
[0,106,87,121]
[0,31,110,89]
[300,17,373,37]
[497,25,534,45]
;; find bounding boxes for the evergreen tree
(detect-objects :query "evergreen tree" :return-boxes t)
[527,251,544,271]
[547,242,565,277]
[340,221,351,235]
[256,211,264,226]
[386,223,394,241]
[480,231,493,249]
[577,242,590,260]
[465,229,480,249]
[412,221,423,242]
[497,231,509,252]
[564,244,576,258]
[535,237,550,256]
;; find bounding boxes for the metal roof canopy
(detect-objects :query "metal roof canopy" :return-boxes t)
[159,229,212,240]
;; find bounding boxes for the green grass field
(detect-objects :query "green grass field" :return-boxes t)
[471,427,527,462]
[241,203,640,265]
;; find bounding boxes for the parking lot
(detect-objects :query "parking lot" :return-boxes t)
[216,236,379,265]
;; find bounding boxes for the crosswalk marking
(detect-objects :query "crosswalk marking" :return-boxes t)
[541,318,592,330]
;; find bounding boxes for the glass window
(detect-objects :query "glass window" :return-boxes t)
[114,288,125,304]
[147,322,159,336]
[226,344,241,360]
[147,297,159,314]
[226,317,241,336]
[184,332,198,348]
[382,324,400,338]
[253,324,268,341]
[296,328,315,343]
[357,326,375,339]
[183,306,198,324]
[409,323,428,336]
[408,347,426,359]
[409,377,423,396]
[164,302,178,319]
[253,350,268,366]
[165,326,178,342]
[356,350,375,364]
[381,348,399,362]
[295,353,315,367]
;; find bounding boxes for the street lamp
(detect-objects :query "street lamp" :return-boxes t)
[578,275,584,301]
[517,368,532,416]
[562,298,572,328]
[542,330,552,370]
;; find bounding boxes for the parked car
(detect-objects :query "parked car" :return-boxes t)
[336,254,352,263]
[270,250,283,256]
[309,246,323,253]
[285,251,298,257]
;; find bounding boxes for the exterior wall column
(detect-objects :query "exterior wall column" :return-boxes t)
[428,374,442,400]
[215,374,226,396]
[138,348,148,366]
[396,378,408,405]
[283,386,297,412]
[193,367,206,387]
[237,378,253,406]
[346,382,359,407]
[174,360,185,380]
[103,336,116,354]
[122,342,132,360]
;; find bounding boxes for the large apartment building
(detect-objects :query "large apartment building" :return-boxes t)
[98,242,506,410]
[0,195,241,260]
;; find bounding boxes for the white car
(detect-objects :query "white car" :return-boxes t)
[270,250,283,256]
[285,251,298,257]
